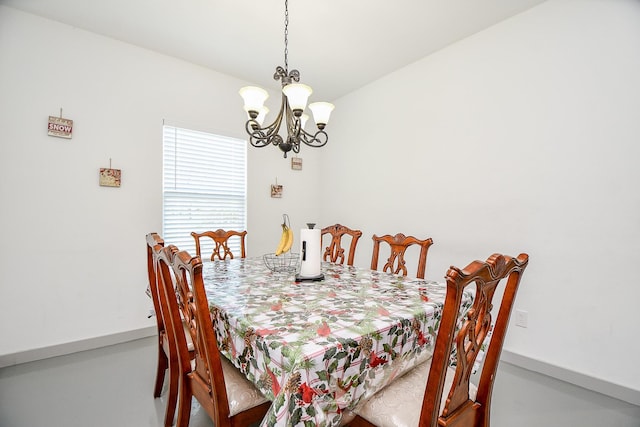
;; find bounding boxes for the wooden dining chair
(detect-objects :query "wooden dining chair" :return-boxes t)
[348,252,529,427]
[148,235,197,427]
[146,232,168,399]
[321,223,363,266]
[149,238,184,427]
[370,233,434,279]
[156,245,270,427]
[191,229,247,261]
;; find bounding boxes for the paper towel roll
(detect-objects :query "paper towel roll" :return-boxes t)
[299,227,322,278]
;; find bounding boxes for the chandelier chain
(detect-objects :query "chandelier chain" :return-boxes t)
[284,0,289,72]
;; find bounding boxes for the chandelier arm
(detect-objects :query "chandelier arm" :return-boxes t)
[285,101,299,136]
[245,120,280,148]
[244,121,270,148]
[244,94,288,148]
[299,128,328,148]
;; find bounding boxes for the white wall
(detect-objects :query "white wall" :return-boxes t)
[0,6,322,356]
[322,0,640,392]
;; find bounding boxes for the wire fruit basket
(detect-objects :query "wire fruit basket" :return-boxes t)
[263,252,299,273]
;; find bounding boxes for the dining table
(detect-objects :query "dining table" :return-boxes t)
[201,257,474,427]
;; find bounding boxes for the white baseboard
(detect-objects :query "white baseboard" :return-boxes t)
[0,326,157,368]
[501,349,640,407]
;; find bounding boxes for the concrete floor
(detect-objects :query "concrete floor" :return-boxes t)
[1,336,638,426]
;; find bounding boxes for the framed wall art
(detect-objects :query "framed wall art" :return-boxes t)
[99,168,121,187]
[271,184,283,198]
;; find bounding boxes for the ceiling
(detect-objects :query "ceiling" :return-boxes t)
[2,0,546,101]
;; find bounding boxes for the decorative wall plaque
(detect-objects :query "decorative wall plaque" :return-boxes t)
[47,115,73,139]
[271,184,283,198]
[99,168,121,187]
[291,157,302,170]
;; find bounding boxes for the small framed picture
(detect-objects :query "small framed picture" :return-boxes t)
[291,157,302,170]
[48,116,73,139]
[271,184,283,198]
[99,168,121,187]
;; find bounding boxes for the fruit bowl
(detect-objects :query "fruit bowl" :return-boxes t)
[263,252,299,273]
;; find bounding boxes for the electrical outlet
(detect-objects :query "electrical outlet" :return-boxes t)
[515,309,528,328]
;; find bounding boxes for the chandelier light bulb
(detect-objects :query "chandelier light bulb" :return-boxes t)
[308,102,335,128]
[282,83,312,116]
[239,86,269,117]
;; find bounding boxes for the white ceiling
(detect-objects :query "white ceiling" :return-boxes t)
[2,0,546,101]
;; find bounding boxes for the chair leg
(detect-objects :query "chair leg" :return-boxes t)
[164,358,179,427]
[175,376,192,427]
[154,342,168,397]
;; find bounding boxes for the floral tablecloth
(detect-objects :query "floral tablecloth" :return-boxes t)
[202,258,472,427]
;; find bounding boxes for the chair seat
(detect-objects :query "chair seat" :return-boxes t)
[353,360,478,427]
[220,356,270,416]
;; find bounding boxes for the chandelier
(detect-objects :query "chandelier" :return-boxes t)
[239,0,335,158]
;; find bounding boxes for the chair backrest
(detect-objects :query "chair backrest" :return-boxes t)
[165,247,234,423]
[146,232,165,336]
[422,252,529,427]
[321,223,363,266]
[370,233,434,279]
[191,229,247,261]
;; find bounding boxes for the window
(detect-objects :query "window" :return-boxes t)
[162,125,247,256]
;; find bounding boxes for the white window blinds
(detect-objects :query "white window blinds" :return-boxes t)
[162,125,247,257]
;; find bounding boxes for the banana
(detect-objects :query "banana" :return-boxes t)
[275,214,293,256]
[275,223,289,256]
[282,227,294,253]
